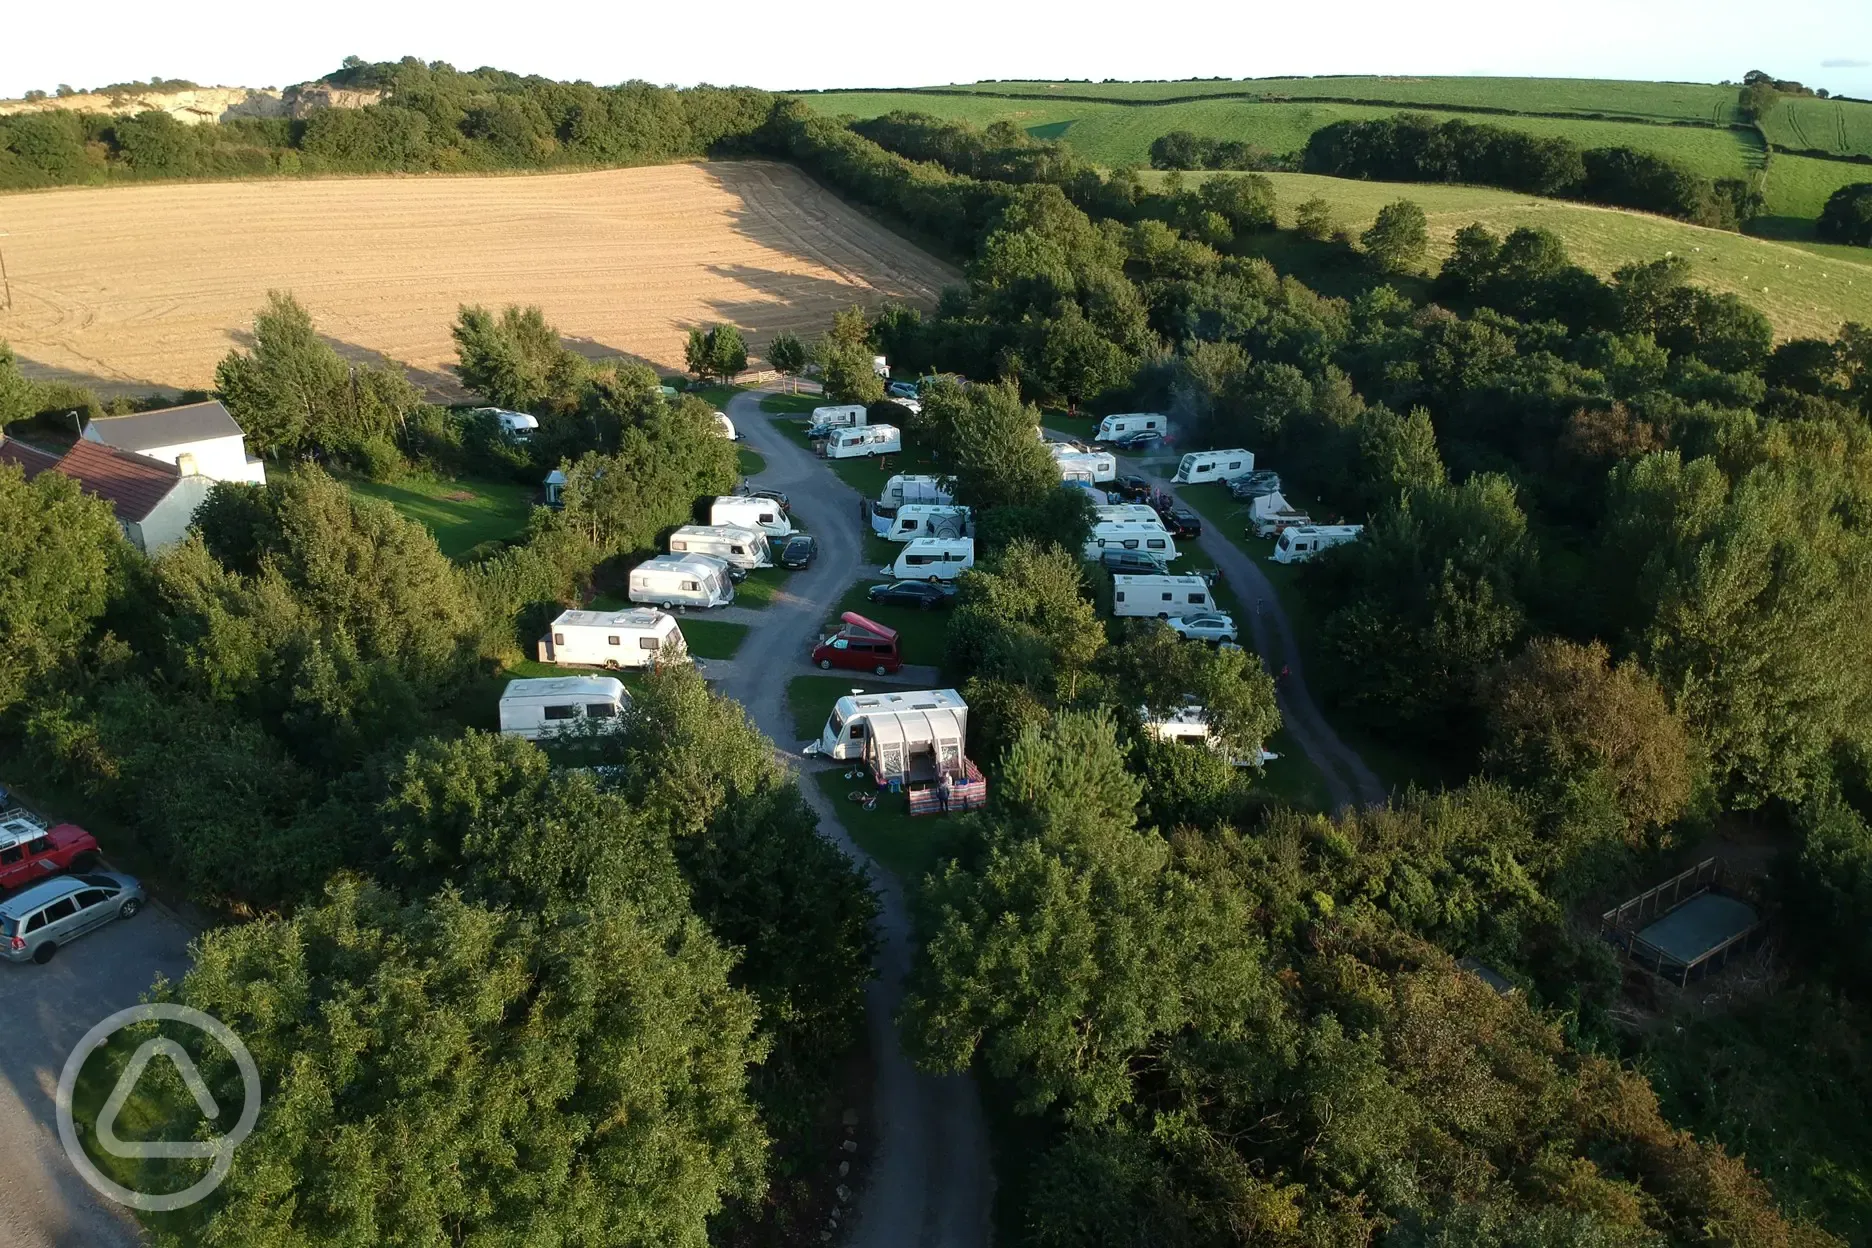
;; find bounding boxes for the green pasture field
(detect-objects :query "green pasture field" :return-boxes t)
[1760,151,1872,221]
[1160,170,1872,342]
[345,474,535,560]
[1759,94,1872,160]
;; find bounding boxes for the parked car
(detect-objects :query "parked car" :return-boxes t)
[1167,613,1239,644]
[1228,471,1282,500]
[1111,474,1154,502]
[1162,505,1203,537]
[737,486,791,514]
[1110,430,1162,451]
[779,534,818,569]
[867,580,957,610]
[0,813,98,897]
[811,628,903,676]
[1100,549,1170,575]
[887,380,920,400]
[1,872,145,964]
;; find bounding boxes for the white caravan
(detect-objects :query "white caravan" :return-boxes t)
[1092,503,1167,527]
[1112,574,1216,619]
[809,688,968,760]
[669,524,771,569]
[872,474,955,535]
[474,407,539,441]
[888,537,975,583]
[872,355,890,379]
[1172,449,1256,484]
[1094,412,1167,442]
[1051,445,1117,484]
[1250,492,1311,538]
[885,505,971,542]
[808,404,868,437]
[713,411,738,441]
[499,676,628,741]
[628,555,735,610]
[826,424,902,459]
[1084,520,1179,563]
[1273,524,1363,564]
[1141,702,1275,768]
[710,495,793,538]
[536,608,686,669]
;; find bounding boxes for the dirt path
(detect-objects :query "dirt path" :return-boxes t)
[711,387,994,1248]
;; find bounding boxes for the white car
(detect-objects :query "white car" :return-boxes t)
[1167,613,1238,644]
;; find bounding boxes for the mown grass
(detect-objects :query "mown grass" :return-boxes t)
[1157,170,1872,342]
[736,447,767,475]
[811,767,950,886]
[345,474,535,560]
[759,392,821,414]
[787,674,860,741]
[1759,94,1872,160]
[680,618,749,659]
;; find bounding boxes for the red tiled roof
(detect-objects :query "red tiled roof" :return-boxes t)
[52,440,181,524]
[0,437,63,478]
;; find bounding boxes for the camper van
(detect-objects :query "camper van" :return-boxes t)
[888,537,975,583]
[1053,447,1117,484]
[536,608,686,669]
[628,555,735,610]
[1272,524,1363,564]
[713,411,738,441]
[885,504,972,542]
[811,611,903,675]
[1172,449,1256,485]
[498,676,628,741]
[1112,574,1214,619]
[809,688,968,761]
[710,495,793,538]
[1092,503,1168,527]
[1249,492,1311,538]
[1084,520,1179,564]
[807,404,868,438]
[474,407,539,441]
[669,524,771,569]
[1094,412,1167,443]
[825,424,902,459]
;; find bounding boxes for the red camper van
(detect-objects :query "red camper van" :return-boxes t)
[811,611,903,676]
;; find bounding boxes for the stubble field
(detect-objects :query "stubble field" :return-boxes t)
[0,160,958,396]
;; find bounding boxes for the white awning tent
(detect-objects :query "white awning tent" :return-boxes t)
[864,707,966,783]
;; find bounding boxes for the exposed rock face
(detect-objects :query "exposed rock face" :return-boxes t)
[0,82,383,125]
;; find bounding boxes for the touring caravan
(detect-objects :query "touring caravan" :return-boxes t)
[713,411,738,441]
[809,687,968,761]
[872,355,890,379]
[885,505,972,542]
[1172,449,1256,485]
[474,407,539,441]
[536,608,686,669]
[1094,412,1167,443]
[669,524,771,569]
[1052,446,1117,484]
[872,475,953,533]
[628,555,735,610]
[808,404,868,438]
[1250,492,1311,538]
[1112,574,1215,619]
[888,537,975,583]
[710,495,793,538]
[1141,702,1275,768]
[825,424,902,459]
[1273,524,1363,564]
[498,676,628,741]
[1084,520,1179,564]
[1092,503,1168,527]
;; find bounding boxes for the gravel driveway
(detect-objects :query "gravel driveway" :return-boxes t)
[0,899,195,1248]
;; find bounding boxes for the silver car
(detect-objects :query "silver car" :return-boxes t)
[1,872,145,965]
[1167,613,1239,644]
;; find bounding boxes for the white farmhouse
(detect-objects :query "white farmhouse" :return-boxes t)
[82,400,267,484]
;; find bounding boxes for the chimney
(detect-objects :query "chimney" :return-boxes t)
[177,451,199,477]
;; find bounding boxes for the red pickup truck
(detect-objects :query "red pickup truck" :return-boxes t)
[0,807,99,897]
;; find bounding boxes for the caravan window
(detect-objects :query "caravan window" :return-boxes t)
[1194,463,1212,474]
[1123,539,1139,550]
[1161,592,1173,601]
[1227,460,1244,470]
[849,722,866,740]
[731,544,746,555]
[553,633,565,645]
[1114,591,1126,603]
[901,518,918,532]
[608,635,621,646]
[1191,593,1206,604]
[906,554,932,566]
[638,636,661,651]
[543,704,579,721]
[683,580,699,591]
[672,540,688,551]
[760,512,776,524]
[828,710,846,737]
[586,703,618,719]
[1146,539,1166,550]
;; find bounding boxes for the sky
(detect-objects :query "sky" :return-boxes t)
[3,0,1871,101]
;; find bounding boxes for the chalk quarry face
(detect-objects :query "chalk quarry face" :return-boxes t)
[0,83,382,125]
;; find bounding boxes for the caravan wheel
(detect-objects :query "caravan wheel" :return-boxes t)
[661,601,675,612]
[927,575,942,585]
[604,660,620,671]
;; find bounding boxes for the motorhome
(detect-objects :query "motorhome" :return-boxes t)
[710,495,793,538]
[808,687,968,761]
[1092,503,1167,527]
[888,537,975,583]
[536,608,686,668]
[713,411,738,441]
[473,407,539,441]
[1250,492,1311,538]
[885,504,971,542]
[1172,449,1256,484]
[628,555,735,610]
[825,424,902,459]
[1112,574,1215,619]
[1084,520,1179,564]
[807,404,868,437]
[1094,412,1167,443]
[1141,701,1274,768]
[669,524,771,569]
[498,676,628,740]
[1053,448,1118,484]
[1273,524,1363,564]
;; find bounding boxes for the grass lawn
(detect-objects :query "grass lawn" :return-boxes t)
[345,474,534,560]
[1253,726,1334,813]
[829,581,952,669]
[788,674,860,741]
[687,383,744,408]
[811,766,952,886]
[760,392,821,414]
[680,618,749,659]
[737,447,766,475]
[1041,412,1099,442]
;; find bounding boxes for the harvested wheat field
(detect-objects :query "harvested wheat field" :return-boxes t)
[0,161,958,396]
